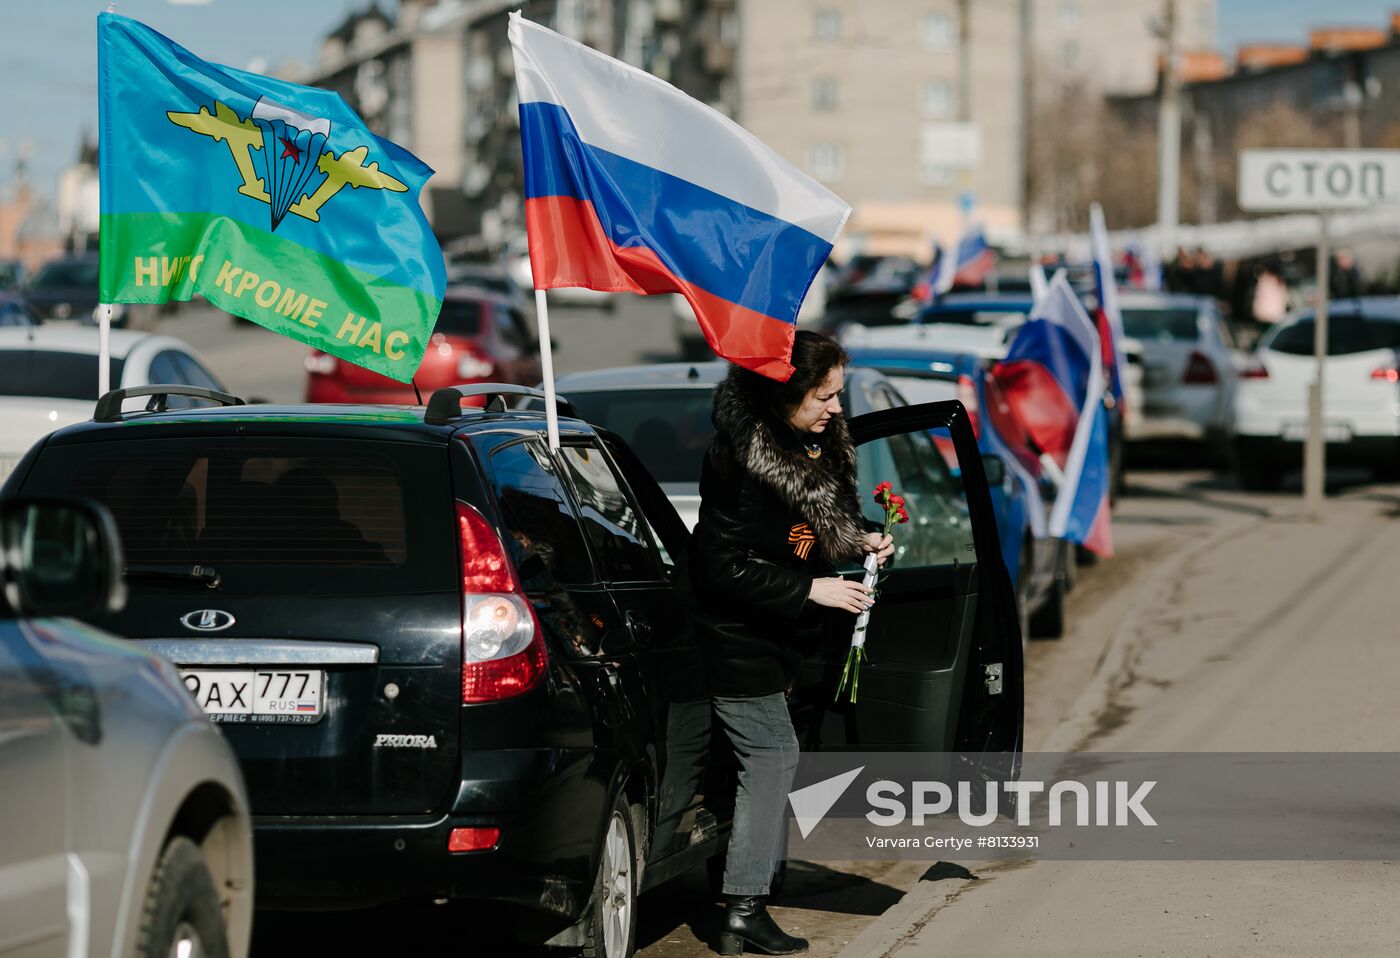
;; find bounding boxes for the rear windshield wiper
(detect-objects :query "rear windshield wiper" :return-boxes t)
[124,564,222,590]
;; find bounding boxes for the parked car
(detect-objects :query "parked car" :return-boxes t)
[1233,298,1400,490]
[304,286,542,403]
[845,345,1072,639]
[1119,291,1241,450]
[445,261,531,312]
[23,253,109,325]
[0,326,227,481]
[0,291,40,327]
[5,381,1020,956]
[840,296,1134,506]
[817,255,923,336]
[0,495,254,958]
[543,362,903,530]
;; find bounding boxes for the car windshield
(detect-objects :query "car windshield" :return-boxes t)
[435,299,484,336]
[1269,314,1400,357]
[0,350,127,399]
[1120,307,1200,342]
[563,388,717,485]
[30,259,99,289]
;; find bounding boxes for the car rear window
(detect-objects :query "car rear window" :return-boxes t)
[0,350,127,399]
[435,299,484,336]
[563,388,716,485]
[31,260,99,289]
[20,437,455,596]
[1121,307,1200,342]
[1268,315,1400,357]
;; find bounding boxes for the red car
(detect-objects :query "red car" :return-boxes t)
[304,288,542,404]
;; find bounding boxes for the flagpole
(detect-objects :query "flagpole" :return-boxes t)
[98,304,112,396]
[534,288,561,451]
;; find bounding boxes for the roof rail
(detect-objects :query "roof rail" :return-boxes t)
[423,383,575,425]
[94,384,246,423]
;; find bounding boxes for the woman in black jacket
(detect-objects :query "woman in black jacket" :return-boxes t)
[691,331,892,955]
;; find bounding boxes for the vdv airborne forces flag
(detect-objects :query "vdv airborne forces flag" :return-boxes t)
[98,13,445,382]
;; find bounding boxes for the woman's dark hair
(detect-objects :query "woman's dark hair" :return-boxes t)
[734,330,850,417]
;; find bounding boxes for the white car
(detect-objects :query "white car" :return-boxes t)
[1233,298,1400,491]
[0,327,227,480]
[1119,291,1241,449]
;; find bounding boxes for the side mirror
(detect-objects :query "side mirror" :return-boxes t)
[1,498,126,617]
[981,454,1007,487]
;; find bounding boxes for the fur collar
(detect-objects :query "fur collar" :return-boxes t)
[712,367,868,562]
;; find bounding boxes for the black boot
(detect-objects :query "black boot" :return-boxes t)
[717,895,808,955]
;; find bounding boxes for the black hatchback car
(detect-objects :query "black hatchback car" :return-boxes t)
[2,382,1021,956]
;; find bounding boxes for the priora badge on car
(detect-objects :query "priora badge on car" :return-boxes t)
[374,734,438,749]
[180,609,236,632]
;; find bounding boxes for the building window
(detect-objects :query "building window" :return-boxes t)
[923,79,951,118]
[1058,0,1078,27]
[1062,39,1079,70]
[812,76,839,111]
[920,161,954,186]
[808,144,844,182]
[815,9,841,41]
[923,13,953,49]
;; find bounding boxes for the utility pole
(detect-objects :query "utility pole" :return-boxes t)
[958,0,972,123]
[1156,0,1181,255]
[1019,0,1033,232]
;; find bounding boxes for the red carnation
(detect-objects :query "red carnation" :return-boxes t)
[890,494,905,507]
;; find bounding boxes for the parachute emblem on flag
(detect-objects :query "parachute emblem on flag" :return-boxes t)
[250,98,331,230]
[167,98,410,230]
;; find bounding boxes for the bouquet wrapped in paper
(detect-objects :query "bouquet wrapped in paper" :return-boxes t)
[835,482,908,703]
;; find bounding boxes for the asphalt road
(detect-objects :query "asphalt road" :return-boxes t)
[140,300,1400,956]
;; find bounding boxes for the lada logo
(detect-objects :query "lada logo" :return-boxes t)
[180,609,236,632]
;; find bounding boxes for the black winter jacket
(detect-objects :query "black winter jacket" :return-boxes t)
[690,369,870,697]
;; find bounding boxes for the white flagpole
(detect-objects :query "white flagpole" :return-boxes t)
[534,288,561,451]
[98,304,112,396]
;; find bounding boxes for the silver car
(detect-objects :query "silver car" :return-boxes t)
[0,497,253,958]
[1119,291,1241,448]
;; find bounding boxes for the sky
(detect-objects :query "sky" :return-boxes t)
[1,0,1397,210]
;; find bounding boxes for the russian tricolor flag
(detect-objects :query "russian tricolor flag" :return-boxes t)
[508,14,851,381]
[923,224,997,300]
[1089,203,1129,406]
[993,273,1113,556]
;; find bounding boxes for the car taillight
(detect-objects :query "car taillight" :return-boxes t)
[1182,350,1218,385]
[958,374,981,439]
[1370,362,1400,383]
[304,352,337,375]
[456,502,547,703]
[1241,359,1269,380]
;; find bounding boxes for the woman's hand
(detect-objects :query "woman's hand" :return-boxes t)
[808,577,874,614]
[863,532,895,567]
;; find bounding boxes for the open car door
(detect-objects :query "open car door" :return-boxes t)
[791,401,1023,768]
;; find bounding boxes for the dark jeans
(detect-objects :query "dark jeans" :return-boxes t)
[712,692,799,896]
